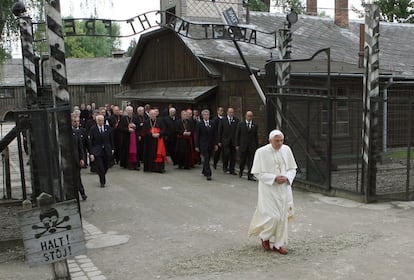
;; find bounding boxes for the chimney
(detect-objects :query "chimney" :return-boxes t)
[335,0,349,28]
[306,0,317,16]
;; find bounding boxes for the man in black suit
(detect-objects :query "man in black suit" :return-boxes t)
[108,105,122,165]
[218,107,239,174]
[72,115,87,200]
[134,106,146,166]
[89,115,114,188]
[163,107,178,165]
[211,106,224,169]
[85,110,99,134]
[195,109,218,180]
[236,111,259,181]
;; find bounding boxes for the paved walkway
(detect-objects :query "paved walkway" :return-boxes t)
[0,218,127,280]
[1,121,414,279]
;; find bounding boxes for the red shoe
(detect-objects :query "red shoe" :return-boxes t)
[273,246,288,255]
[261,239,270,251]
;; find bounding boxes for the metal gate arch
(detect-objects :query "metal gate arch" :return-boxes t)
[265,48,367,198]
[266,92,365,193]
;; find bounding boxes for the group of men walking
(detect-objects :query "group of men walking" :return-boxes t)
[70,103,260,188]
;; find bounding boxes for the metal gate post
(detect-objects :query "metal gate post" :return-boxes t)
[276,27,291,130]
[362,4,380,202]
[406,98,412,200]
[45,0,78,204]
[14,11,39,109]
[12,2,42,200]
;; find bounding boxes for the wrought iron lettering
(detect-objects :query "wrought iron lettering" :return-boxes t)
[63,19,75,36]
[177,20,190,37]
[61,10,276,48]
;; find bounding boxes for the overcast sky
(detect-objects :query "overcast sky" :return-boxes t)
[60,0,363,19]
[10,0,364,56]
[59,0,364,50]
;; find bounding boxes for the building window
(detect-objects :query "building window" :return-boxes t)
[85,85,105,93]
[0,88,15,98]
[321,87,350,137]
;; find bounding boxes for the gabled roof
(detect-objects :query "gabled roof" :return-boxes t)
[65,57,130,85]
[124,12,414,78]
[0,57,130,87]
[121,28,221,85]
[180,12,414,77]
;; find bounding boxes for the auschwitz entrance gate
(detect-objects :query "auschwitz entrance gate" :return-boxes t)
[4,2,413,203]
[266,49,414,202]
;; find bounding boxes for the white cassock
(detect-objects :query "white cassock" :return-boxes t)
[248,143,297,248]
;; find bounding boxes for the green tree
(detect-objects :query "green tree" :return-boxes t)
[353,0,414,23]
[125,39,137,57]
[274,0,305,14]
[1,0,115,63]
[64,19,121,58]
[248,0,268,12]
[318,11,330,18]
[0,0,44,62]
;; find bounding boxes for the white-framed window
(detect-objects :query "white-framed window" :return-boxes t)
[321,87,350,137]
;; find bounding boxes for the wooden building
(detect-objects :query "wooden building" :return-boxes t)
[0,57,129,120]
[117,10,414,152]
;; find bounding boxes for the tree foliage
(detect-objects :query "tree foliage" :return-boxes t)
[0,0,43,62]
[125,39,138,57]
[64,19,121,58]
[1,0,116,63]
[353,0,414,23]
[1,0,22,62]
[65,18,120,58]
[274,0,305,14]
[248,0,268,12]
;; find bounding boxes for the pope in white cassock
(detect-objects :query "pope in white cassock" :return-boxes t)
[248,129,297,255]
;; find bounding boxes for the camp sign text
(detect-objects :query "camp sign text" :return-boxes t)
[61,10,277,49]
[18,199,86,266]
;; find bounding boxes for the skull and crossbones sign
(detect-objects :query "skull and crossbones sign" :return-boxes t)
[32,208,71,239]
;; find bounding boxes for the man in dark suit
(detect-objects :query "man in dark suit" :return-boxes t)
[236,111,259,181]
[108,105,122,165]
[195,109,218,180]
[211,106,224,169]
[163,107,178,165]
[218,107,239,174]
[85,110,99,134]
[89,115,114,188]
[72,115,87,200]
[134,106,146,166]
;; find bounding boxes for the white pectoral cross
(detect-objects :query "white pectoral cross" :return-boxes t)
[273,150,284,176]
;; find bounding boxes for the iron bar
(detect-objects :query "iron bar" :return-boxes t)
[3,147,12,199]
[16,132,27,200]
[0,126,18,153]
[406,97,412,200]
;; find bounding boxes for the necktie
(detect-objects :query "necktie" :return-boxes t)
[248,122,251,129]
[205,121,209,127]
[229,118,232,125]
[100,127,103,133]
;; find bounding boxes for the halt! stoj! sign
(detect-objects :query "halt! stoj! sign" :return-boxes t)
[18,199,86,266]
